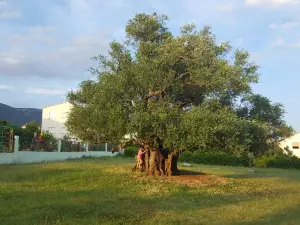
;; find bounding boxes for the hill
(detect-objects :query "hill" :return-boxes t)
[0,103,42,127]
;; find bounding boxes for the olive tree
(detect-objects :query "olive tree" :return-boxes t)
[66,13,259,176]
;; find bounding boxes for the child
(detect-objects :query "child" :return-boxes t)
[136,147,146,168]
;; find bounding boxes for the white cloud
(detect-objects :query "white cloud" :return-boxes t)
[269,21,299,29]
[269,39,300,48]
[217,2,235,12]
[291,41,300,48]
[0,31,111,79]
[10,26,56,44]
[0,84,13,90]
[281,22,299,29]
[246,0,299,6]
[0,0,7,5]
[0,52,25,65]
[26,88,67,95]
[270,38,285,47]
[0,11,21,19]
[269,23,279,29]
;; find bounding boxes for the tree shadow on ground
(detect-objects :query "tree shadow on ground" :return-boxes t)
[176,169,207,176]
[0,167,86,183]
[222,169,300,181]
[0,184,270,225]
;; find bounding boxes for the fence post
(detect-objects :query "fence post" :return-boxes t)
[58,139,62,152]
[85,143,89,152]
[105,143,108,152]
[14,135,19,152]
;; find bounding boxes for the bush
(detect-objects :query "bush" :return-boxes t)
[179,151,248,167]
[254,155,274,168]
[254,155,300,170]
[179,151,193,162]
[179,150,300,170]
[124,146,138,157]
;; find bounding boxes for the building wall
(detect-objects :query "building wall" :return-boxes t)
[41,102,73,139]
[279,133,300,158]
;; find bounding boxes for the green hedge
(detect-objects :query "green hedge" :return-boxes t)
[179,151,248,167]
[254,155,300,170]
[124,146,138,157]
[124,147,300,170]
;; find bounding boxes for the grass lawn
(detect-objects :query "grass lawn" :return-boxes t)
[1,156,300,225]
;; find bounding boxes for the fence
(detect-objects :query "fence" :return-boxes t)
[0,136,120,164]
[0,126,14,153]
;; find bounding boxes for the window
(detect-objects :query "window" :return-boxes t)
[292,142,299,149]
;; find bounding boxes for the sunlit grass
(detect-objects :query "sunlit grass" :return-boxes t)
[1,156,300,224]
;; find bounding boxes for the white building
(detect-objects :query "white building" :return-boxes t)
[41,101,73,139]
[279,133,300,158]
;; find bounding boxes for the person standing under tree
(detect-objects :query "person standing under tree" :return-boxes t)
[137,147,146,168]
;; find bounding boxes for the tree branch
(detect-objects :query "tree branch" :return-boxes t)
[179,56,196,63]
[143,90,166,100]
[185,82,205,87]
[177,99,192,108]
[175,72,190,81]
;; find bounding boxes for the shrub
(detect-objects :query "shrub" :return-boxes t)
[178,150,300,170]
[179,151,248,167]
[254,155,274,168]
[254,155,300,170]
[124,146,138,157]
[179,151,193,162]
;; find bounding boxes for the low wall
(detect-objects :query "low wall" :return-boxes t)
[0,151,118,164]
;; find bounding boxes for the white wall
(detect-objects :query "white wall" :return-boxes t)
[279,133,300,158]
[0,151,118,164]
[41,102,73,139]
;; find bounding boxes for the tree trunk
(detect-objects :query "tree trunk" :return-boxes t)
[145,149,149,171]
[171,154,179,176]
[165,153,179,176]
[148,148,160,176]
[133,145,179,177]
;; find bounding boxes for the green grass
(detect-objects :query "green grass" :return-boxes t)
[1,156,300,225]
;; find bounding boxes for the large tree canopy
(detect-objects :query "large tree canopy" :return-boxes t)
[66,13,291,176]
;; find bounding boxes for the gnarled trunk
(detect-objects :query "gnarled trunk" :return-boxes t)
[165,153,179,176]
[134,145,179,177]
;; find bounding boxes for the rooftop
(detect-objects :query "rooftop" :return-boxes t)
[42,101,72,109]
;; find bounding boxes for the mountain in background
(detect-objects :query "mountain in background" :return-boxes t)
[0,103,42,127]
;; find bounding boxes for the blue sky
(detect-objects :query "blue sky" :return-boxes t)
[0,0,299,130]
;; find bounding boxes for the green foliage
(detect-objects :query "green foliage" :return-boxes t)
[124,146,138,157]
[66,13,261,154]
[61,135,73,152]
[253,155,273,168]
[24,121,40,134]
[0,120,8,126]
[254,155,300,170]
[179,151,193,162]
[0,121,35,150]
[237,94,294,156]
[42,131,56,142]
[66,13,291,161]
[179,151,248,167]
[179,148,300,170]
